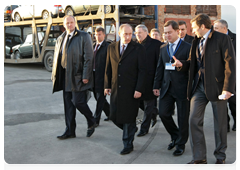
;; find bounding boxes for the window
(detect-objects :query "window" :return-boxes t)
[195,5,217,16]
[165,5,190,15]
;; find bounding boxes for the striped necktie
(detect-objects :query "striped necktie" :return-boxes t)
[199,37,205,58]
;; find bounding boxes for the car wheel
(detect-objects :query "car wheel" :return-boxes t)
[105,5,113,14]
[44,51,53,72]
[65,7,74,16]
[14,13,21,22]
[14,51,22,59]
[42,10,49,19]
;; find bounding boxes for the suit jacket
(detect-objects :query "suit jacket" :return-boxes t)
[93,40,110,93]
[153,39,191,100]
[52,29,93,93]
[184,34,194,44]
[180,27,236,101]
[140,35,164,100]
[104,40,147,124]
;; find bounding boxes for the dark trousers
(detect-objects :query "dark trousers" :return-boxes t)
[92,71,110,124]
[62,71,95,136]
[159,83,190,149]
[113,121,137,149]
[189,79,227,160]
[139,99,158,133]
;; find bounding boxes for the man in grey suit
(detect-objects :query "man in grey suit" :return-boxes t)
[173,14,235,164]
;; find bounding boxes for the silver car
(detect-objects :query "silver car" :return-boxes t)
[62,5,113,15]
[12,5,64,22]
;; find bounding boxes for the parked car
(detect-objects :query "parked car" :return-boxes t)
[4,5,19,20]
[5,33,23,58]
[62,5,114,16]
[11,30,61,59]
[11,5,64,22]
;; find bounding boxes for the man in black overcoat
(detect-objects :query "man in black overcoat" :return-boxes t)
[153,20,191,156]
[104,24,146,155]
[92,27,110,126]
[214,19,236,132]
[135,24,163,137]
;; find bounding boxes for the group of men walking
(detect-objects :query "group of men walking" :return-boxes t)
[51,13,236,164]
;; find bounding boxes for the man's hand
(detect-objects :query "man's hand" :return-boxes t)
[172,56,183,67]
[104,89,111,96]
[134,91,142,99]
[153,89,160,96]
[220,91,233,100]
[83,79,89,84]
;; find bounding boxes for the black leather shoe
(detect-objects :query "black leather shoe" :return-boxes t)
[184,159,207,169]
[232,123,236,131]
[57,134,76,140]
[151,119,157,128]
[214,159,225,169]
[120,147,133,155]
[173,148,185,156]
[137,131,148,137]
[104,118,109,121]
[168,140,176,150]
[86,125,95,137]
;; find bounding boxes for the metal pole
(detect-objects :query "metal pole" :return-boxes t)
[32,5,36,59]
[115,5,120,41]
[154,5,158,29]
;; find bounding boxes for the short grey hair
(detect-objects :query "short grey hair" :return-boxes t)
[135,24,149,33]
[214,19,228,29]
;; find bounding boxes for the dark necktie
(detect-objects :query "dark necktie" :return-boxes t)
[120,45,125,56]
[93,44,100,70]
[199,37,205,58]
[61,34,71,68]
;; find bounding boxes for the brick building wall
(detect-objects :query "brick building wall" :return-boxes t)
[144,5,221,41]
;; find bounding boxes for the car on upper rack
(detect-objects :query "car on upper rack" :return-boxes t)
[4,5,19,21]
[61,5,149,16]
[61,5,114,15]
[11,5,64,22]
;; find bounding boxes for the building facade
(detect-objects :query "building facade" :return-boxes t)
[144,5,221,39]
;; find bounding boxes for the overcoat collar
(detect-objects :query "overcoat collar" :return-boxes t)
[115,40,135,61]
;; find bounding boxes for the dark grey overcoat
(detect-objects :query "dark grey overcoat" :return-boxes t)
[51,29,93,93]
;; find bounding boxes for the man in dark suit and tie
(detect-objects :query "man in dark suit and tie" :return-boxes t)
[104,24,146,155]
[213,19,236,132]
[153,20,191,156]
[135,24,163,136]
[51,15,96,139]
[92,27,110,126]
[173,14,235,164]
[178,21,194,44]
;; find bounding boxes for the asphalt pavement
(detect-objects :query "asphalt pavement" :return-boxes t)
[3,63,237,170]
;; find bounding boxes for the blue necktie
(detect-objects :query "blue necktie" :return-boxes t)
[169,43,174,59]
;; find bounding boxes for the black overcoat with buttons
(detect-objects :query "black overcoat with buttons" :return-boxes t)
[104,40,147,124]
[153,40,191,100]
